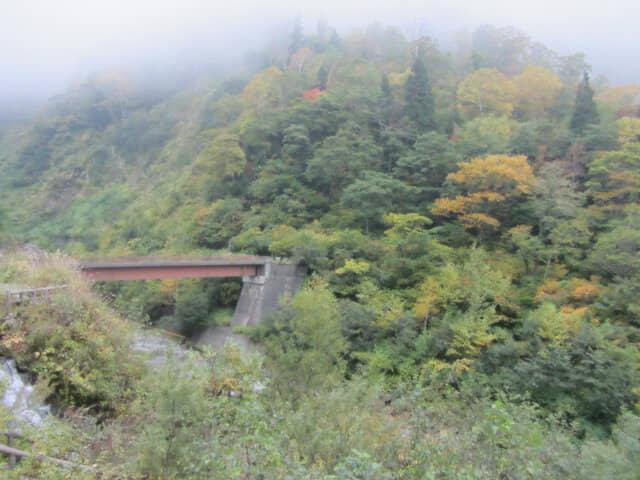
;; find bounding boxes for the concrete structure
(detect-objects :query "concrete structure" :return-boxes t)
[230,260,306,327]
[196,260,306,348]
[78,256,306,349]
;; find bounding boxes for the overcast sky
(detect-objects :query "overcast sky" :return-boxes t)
[1,0,639,106]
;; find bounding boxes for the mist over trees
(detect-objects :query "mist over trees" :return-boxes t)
[1,17,640,478]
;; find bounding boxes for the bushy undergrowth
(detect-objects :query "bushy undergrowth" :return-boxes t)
[0,251,638,477]
[1,250,142,415]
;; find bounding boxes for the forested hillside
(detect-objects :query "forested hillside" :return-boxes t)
[1,22,640,477]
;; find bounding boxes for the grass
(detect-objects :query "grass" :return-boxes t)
[205,307,234,327]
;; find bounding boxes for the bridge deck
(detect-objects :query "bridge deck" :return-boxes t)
[79,256,268,281]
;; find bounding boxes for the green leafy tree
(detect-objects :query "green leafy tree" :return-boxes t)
[305,122,383,196]
[455,114,512,159]
[532,162,585,236]
[158,279,210,336]
[510,122,540,159]
[247,158,325,227]
[547,214,593,271]
[281,124,313,174]
[268,226,331,271]
[589,207,640,279]
[380,73,391,97]
[578,412,640,479]
[192,198,245,249]
[415,248,513,372]
[195,131,246,180]
[339,171,417,232]
[379,212,451,290]
[135,357,216,478]
[502,321,638,429]
[264,279,346,399]
[287,94,343,143]
[587,143,640,212]
[394,131,459,202]
[505,225,545,274]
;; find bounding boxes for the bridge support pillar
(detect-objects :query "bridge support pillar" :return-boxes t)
[196,260,305,349]
[231,260,305,327]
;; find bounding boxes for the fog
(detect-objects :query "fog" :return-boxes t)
[1,0,639,110]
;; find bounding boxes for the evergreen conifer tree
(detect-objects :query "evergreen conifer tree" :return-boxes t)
[317,65,329,90]
[570,72,599,134]
[381,74,391,97]
[405,47,436,132]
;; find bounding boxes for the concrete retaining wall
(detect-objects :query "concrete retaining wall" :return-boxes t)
[197,260,305,348]
[231,261,305,327]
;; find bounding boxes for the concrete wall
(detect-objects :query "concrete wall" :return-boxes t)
[231,261,305,327]
[197,260,305,348]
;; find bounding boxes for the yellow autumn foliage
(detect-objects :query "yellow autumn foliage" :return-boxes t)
[448,154,534,195]
[597,83,640,110]
[458,213,501,229]
[535,279,567,304]
[432,154,534,231]
[414,265,459,322]
[336,259,371,275]
[569,278,602,303]
[513,66,562,120]
[616,117,640,145]
[457,68,517,120]
[537,303,582,345]
[242,66,284,110]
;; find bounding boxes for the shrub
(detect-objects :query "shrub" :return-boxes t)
[1,251,142,415]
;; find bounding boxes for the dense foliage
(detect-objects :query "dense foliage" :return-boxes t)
[1,253,639,478]
[1,20,640,477]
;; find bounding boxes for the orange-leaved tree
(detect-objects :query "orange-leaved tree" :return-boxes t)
[432,154,535,232]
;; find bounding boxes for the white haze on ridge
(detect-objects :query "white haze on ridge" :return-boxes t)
[1,0,639,107]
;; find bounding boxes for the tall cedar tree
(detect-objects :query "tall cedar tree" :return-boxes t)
[405,47,436,132]
[570,72,599,134]
[317,65,329,90]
